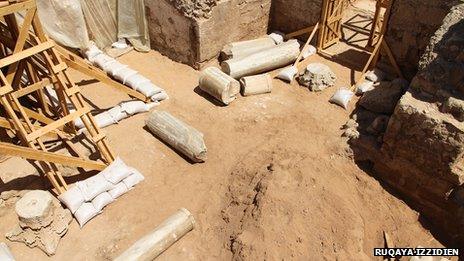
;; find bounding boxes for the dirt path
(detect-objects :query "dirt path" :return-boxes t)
[0,49,444,260]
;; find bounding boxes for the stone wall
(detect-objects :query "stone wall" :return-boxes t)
[270,0,322,34]
[145,0,271,69]
[385,0,455,80]
[369,3,464,245]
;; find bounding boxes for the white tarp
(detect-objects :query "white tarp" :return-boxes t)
[36,0,89,49]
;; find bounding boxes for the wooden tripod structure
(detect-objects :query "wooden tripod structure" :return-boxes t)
[0,0,115,194]
[285,0,403,83]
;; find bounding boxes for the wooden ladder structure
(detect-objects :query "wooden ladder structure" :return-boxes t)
[0,0,114,194]
[317,0,346,51]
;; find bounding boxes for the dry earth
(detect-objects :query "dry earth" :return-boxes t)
[0,48,447,260]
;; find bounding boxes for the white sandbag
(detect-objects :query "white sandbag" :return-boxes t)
[113,68,138,83]
[74,110,116,129]
[93,54,115,69]
[125,74,151,88]
[276,66,298,82]
[108,182,129,199]
[85,44,103,62]
[58,185,85,214]
[105,62,128,76]
[101,157,133,184]
[74,202,99,227]
[122,168,145,188]
[355,80,375,95]
[112,38,128,49]
[136,82,163,97]
[0,242,15,261]
[91,192,114,212]
[302,45,317,59]
[150,91,169,102]
[77,174,114,201]
[329,88,354,109]
[365,68,386,82]
[268,32,284,45]
[120,101,155,115]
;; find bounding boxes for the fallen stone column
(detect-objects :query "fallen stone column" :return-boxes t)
[222,40,300,79]
[240,73,273,96]
[199,67,240,105]
[146,111,207,162]
[114,208,195,261]
[220,37,277,60]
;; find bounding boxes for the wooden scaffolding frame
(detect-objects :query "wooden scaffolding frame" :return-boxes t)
[285,0,403,83]
[0,0,115,194]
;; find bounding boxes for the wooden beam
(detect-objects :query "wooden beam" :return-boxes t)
[0,141,106,171]
[0,41,54,68]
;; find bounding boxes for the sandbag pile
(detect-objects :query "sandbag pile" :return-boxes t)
[85,44,168,102]
[74,101,157,129]
[46,86,156,130]
[58,157,144,227]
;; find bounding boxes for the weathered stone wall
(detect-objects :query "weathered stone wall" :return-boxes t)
[376,3,464,245]
[145,0,196,65]
[145,0,271,69]
[385,0,455,80]
[270,0,322,34]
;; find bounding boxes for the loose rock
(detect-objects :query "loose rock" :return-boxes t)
[359,81,404,114]
[441,97,464,122]
[298,63,336,92]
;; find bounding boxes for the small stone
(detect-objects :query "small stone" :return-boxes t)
[367,115,390,135]
[343,119,359,130]
[441,97,464,121]
[297,63,336,92]
[342,128,360,139]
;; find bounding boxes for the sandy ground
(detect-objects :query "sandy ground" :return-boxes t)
[0,47,446,260]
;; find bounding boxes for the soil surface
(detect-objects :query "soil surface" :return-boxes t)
[0,48,446,260]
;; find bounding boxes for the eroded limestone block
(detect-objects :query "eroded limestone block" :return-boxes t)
[6,191,72,256]
[297,63,336,92]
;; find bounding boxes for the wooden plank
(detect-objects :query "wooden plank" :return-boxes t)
[64,58,148,101]
[12,78,51,98]
[0,0,34,17]
[0,41,54,68]
[26,107,90,141]
[0,142,106,171]
[284,25,316,40]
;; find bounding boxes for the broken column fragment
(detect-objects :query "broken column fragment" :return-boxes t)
[6,190,72,256]
[114,208,195,261]
[199,67,240,105]
[220,36,277,60]
[297,63,336,92]
[221,40,300,79]
[240,73,273,96]
[146,111,207,163]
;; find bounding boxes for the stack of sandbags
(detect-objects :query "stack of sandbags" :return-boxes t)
[74,101,158,129]
[45,86,155,130]
[85,44,168,102]
[58,157,144,227]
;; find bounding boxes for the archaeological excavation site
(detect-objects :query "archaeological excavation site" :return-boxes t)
[0,0,463,259]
